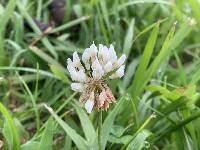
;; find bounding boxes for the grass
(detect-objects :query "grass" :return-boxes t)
[0,0,200,149]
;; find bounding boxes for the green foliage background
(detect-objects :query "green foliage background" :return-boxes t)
[0,0,200,149]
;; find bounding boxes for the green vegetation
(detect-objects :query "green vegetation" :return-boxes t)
[0,0,200,149]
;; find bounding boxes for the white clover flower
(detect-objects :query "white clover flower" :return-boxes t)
[67,43,126,113]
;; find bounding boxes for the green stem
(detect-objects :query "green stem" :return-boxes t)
[98,110,102,150]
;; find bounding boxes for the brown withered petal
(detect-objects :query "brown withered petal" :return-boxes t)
[78,83,117,111]
[94,93,100,108]
[79,93,89,106]
[98,89,107,107]
[105,87,116,103]
[103,101,109,110]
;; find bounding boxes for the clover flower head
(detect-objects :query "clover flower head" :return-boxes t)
[67,43,126,113]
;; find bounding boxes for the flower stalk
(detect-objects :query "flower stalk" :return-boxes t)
[98,110,102,150]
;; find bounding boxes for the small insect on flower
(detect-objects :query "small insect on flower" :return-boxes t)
[67,43,126,113]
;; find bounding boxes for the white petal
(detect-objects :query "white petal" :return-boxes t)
[116,65,125,78]
[89,43,98,62]
[71,83,84,92]
[73,52,83,69]
[109,65,125,79]
[92,58,104,79]
[104,61,113,73]
[69,68,78,81]
[90,43,98,53]
[98,44,110,65]
[82,48,91,70]
[91,58,100,70]
[77,69,87,82]
[98,44,105,64]
[82,43,98,70]
[85,100,94,113]
[82,48,90,61]
[67,58,78,81]
[117,54,126,66]
[73,52,79,64]
[108,44,117,61]
[99,44,104,52]
[84,91,95,113]
[67,58,73,68]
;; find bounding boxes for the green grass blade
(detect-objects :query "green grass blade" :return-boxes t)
[143,25,173,80]
[149,97,188,132]
[73,102,97,148]
[17,73,40,131]
[44,104,89,150]
[181,109,198,150]
[17,2,58,59]
[99,0,111,37]
[0,0,17,65]
[189,0,200,26]
[0,102,20,150]
[29,46,67,74]
[122,59,138,89]
[145,84,180,100]
[0,0,17,32]
[123,18,135,57]
[38,118,54,150]
[36,0,42,20]
[128,22,159,96]
[50,16,90,33]
[135,24,175,99]
[157,110,200,141]
[126,129,152,150]
[50,64,70,84]
[119,0,172,11]
[0,35,6,65]
[174,52,187,84]
[191,66,200,83]
[130,23,192,99]
[101,96,128,149]
[21,141,39,150]
[122,113,155,150]
[169,23,193,51]
[133,18,167,43]
[0,66,59,79]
